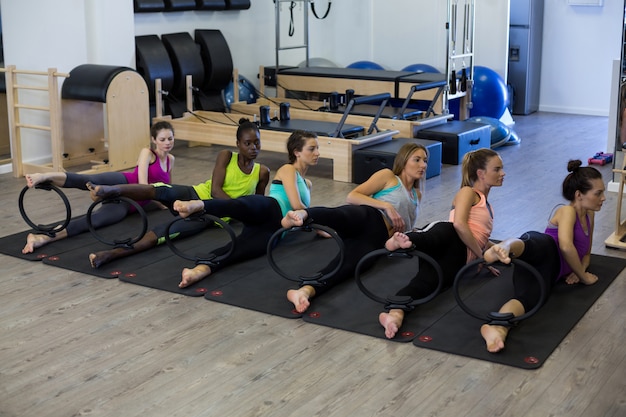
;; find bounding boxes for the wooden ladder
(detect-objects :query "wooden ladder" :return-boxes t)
[1,65,69,178]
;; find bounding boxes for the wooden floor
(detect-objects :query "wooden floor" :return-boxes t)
[1,112,625,417]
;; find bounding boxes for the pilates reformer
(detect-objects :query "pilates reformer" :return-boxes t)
[152,75,400,183]
[267,66,469,119]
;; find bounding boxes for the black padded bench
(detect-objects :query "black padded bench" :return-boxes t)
[415,120,490,165]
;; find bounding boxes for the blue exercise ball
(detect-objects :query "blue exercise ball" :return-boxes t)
[467,116,511,149]
[402,63,440,73]
[224,75,258,109]
[347,60,385,70]
[471,66,509,119]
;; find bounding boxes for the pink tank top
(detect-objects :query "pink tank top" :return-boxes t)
[122,149,171,185]
[449,188,493,262]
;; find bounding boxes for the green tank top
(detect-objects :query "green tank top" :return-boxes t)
[192,152,260,200]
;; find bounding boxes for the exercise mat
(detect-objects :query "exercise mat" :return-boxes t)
[0,209,175,265]
[301,251,474,343]
[204,227,344,319]
[39,209,177,278]
[412,254,626,369]
[118,221,243,296]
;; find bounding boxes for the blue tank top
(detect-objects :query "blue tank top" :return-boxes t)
[268,171,311,216]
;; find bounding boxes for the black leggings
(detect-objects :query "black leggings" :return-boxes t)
[511,231,560,311]
[198,195,284,272]
[64,172,131,237]
[397,221,468,300]
[153,184,200,206]
[300,205,390,295]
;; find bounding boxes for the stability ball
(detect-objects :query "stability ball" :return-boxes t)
[471,66,509,119]
[224,75,258,109]
[347,60,385,70]
[467,116,511,149]
[402,63,440,73]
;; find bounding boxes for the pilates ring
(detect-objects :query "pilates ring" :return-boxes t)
[267,223,345,286]
[354,246,444,312]
[18,184,71,237]
[453,258,547,326]
[86,197,148,248]
[164,212,236,265]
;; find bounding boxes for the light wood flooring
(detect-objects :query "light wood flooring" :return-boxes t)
[0,112,625,417]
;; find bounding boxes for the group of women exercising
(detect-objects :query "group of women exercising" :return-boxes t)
[22,120,606,353]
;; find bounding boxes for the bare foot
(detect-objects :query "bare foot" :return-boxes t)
[172,200,205,219]
[379,309,404,339]
[385,232,412,251]
[483,244,511,264]
[480,324,507,353]
[25,173,47,188]
[180,264,211,287]
[86,182,119,201]
[281,210,307,229]
[22,233,52,253]
[287,286,315,313]
[89,250,114,268]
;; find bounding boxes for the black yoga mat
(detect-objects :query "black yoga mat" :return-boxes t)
[0,210,174,264]
[301,250,463,343]
[412,254,626,369]
[39,209,177,278]
[203,227,345,319]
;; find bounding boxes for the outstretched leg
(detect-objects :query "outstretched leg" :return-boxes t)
[25,172,67,188]
[89,231,158,268]
[22,230,68,253]
[379,309,405,339]
[88,182,156,202]
[287,285,316,313]
[180,264,211,288]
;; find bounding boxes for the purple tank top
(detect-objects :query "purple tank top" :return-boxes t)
[122,149,171,185]
[544,213,591,280]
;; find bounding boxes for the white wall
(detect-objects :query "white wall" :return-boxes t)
[540,1,622,116]
[0,0,623,169]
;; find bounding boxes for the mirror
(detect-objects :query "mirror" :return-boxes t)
[613,4,626,174]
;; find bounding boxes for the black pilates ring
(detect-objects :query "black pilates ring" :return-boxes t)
[453,258,547,326]
[18,184,71,237]
[164,212,236,265]
[354,246,444,312]
[267,223,345,286]
[86,196,148,248]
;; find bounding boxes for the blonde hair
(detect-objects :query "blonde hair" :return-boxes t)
[460,148,500,187]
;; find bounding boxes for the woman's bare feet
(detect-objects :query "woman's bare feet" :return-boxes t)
[281,210,307,229]
[385,232,412,251]
[379,309,405,339]
[172,200,205,219]
[25,173,47,188]
[22,233,52,253]
[480,324,508,353]
[483,243,511,264]
[87,182,119,201]
[89,250,115,268]
[180,264,211,287]
[287,285,315,313]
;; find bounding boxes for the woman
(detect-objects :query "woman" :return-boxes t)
[280,142,428,313]
[378,148,505,339]
[88,118,270,268]
[143,130,320,288]
[480,160,604,353]
[22,120,176,254]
